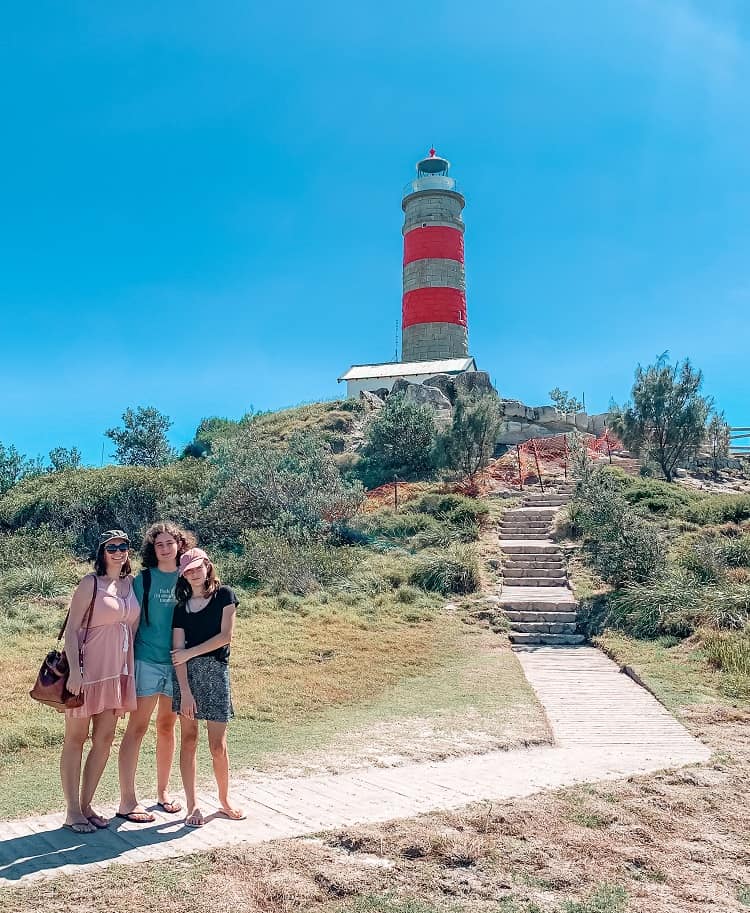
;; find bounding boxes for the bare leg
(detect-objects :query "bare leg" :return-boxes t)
[178,716,202,826]
[155,694,179,809]
[207,722,244,820]
[80,711,117,823]
[117,694,158,814]
[61,715,95,831]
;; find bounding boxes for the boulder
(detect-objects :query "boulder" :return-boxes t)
[390,378,410,396]
[589,413,609,434]
[423,374,456,402]
[500,399,534,421]
[454,370,495,397]
[372,387,390,400]
[403,382,453,413]
[496,421,558,446]
[359,390,384,411]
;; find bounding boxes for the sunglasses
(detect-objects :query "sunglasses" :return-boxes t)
[104,543,129,553]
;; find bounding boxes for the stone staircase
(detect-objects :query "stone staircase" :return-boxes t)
[499,483,584,646]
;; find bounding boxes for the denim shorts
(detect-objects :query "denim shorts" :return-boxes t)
[135,659,174,699]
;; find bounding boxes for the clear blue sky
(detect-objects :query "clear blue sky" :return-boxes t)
[2,1,748,465]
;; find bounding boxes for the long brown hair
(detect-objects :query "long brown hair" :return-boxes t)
[94,545,132,578]
[175,559,221,608]
[141,522,197,569]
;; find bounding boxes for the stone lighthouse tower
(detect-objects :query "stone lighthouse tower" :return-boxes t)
[401,149,468,362]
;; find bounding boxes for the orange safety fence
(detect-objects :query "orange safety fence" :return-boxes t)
[362,430,624,507]
[486,429,623,492]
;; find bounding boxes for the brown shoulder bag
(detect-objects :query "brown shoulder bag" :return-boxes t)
[29,574,97,712]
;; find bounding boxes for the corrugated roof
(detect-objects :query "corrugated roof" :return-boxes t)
[338,357,476,382]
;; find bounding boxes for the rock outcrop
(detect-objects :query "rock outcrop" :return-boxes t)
[359,373,612,449]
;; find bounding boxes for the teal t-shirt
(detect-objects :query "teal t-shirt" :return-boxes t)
[133,568,179,665]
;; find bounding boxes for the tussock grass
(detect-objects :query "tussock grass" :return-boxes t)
[409,544,481,595]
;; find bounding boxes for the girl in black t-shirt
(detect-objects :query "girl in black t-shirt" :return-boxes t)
[171,547,245,827]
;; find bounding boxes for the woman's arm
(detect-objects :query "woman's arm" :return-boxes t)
[171,603,237,665]
[63,575,97,694]
[172,626,195,718]
[129,575,141,637]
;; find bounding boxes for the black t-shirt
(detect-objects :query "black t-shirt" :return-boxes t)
[172,585,238,664]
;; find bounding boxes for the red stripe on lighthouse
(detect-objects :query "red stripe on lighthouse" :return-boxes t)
[402,287,467,329]
[403,226,464,265]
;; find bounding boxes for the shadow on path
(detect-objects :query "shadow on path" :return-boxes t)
[0,815,190,883]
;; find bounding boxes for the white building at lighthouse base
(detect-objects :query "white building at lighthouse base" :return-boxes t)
[338,356,477,399]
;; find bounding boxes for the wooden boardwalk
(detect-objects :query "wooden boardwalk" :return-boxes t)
[0,645,710,886]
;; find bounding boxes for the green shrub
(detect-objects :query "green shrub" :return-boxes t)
[219,527,354,595]
[682,493,750,526]
[3,564,75,600]
[601,573,750,637]
[621,478,695,516]
[674,537,728,583]
[409,544,480,595]
[571,468,666,585]
[356,510,440,541]
[204,429,364,543]
[409,493,489,526]
[356,393,437,488]
[702,629,750,676]
[0,461,207,553]
[719,534,750,567]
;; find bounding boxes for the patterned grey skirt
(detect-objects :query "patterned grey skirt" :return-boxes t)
[172,656,234,723]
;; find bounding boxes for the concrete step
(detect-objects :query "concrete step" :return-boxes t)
[503,576,568,587]
[504,610,578,623]
[522,500,568,508]
[503,509,557,518]
[500,528,552,536]
[502,556,565,566]
[508,632,585,645]
[500,542,560,554]
[502,567,564,579]
[509,621,579,635]
[499,533,552,540]
[500,521,552,528]
[501,599,576,613]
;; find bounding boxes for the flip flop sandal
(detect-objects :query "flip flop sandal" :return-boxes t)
[63,822,96,834]
[116,810,156,824]
[158,800,182,814]
[218,808,247,821]
[86,814,110,829]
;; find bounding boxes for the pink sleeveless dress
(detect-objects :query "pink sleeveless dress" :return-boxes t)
[66,575,139,718]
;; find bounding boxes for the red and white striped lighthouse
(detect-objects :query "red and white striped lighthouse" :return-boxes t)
[401,149,468,362]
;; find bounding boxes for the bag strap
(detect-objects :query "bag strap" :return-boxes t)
[142,568,152,626]
[57,574,98,643]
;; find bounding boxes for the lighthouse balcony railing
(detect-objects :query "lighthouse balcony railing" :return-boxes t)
[402,176,461,197]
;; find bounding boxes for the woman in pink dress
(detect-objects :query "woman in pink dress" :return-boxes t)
[60,530,139,833]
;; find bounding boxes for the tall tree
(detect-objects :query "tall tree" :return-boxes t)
[48,446,82,472]
[438,391,503,478]
[611,357,711,482]
[548,387,583,413]
[0,442,31,496]
[358,392,436,488]
[706,410,730,477]
[105,406,174,467]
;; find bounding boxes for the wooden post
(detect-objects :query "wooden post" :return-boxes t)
[516,444,524,491]
[532,440,545,493]
[394,477,399,511]
[563,435,569,480]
